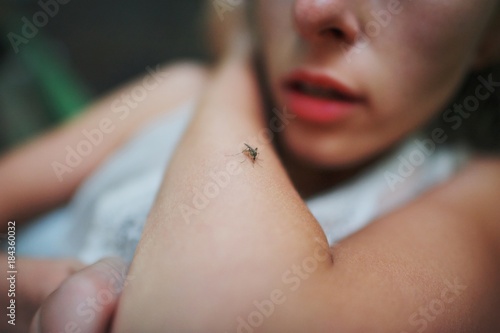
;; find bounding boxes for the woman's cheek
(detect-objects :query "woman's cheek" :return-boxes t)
[367,15,469,118]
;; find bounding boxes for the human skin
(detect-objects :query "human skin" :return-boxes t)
[109,0,500,332]
[26,0,500,331]
[257,0,499,168]
[28,258,128,333]
[253,0,500,199]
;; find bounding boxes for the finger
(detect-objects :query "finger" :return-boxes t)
[30,258,128,333]
[37,259,87,302]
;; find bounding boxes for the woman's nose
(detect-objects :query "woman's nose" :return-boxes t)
[293,0,360,45]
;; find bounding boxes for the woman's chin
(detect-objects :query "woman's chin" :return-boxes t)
[281,138,361,170]
[279,126,392,171]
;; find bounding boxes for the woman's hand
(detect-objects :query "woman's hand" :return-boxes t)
[0,256,84,333]
[29,258,128,333]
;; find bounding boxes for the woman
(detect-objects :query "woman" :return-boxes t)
[2,0,499,332]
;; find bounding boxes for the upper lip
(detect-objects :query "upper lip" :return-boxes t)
[282,69,364,102]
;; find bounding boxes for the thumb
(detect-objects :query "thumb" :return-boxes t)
[29,258,129,333]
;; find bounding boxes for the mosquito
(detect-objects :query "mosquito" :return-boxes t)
[228,143,261,165]
[243,143,260,163]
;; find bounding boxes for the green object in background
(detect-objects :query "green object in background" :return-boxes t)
[19,35,91,122]
[0,25,92,152]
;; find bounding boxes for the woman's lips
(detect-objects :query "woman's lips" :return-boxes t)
[281,70,365,124]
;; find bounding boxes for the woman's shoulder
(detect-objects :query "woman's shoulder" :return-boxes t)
[407,155,500,238]
[438,156,500,220]
[398,154,500,262]
[340,155,500,330]
[452,156,500,236]
[361,153,500,279]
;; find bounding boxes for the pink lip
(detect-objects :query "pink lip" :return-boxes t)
[281,69,365,124]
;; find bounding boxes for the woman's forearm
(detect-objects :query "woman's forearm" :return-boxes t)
[112,58,332,332]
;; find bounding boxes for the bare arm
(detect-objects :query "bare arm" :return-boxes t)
[0,63,208,227]
[112,57,500,333]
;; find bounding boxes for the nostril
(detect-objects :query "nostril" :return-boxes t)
[328,28,345,40]
[321,27,357,44]
[320,27,346,41]
[293,0,360,45]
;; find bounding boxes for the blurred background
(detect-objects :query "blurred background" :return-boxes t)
[0,0,209,153]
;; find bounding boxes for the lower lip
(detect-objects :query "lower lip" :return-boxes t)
[283,90,361,124]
